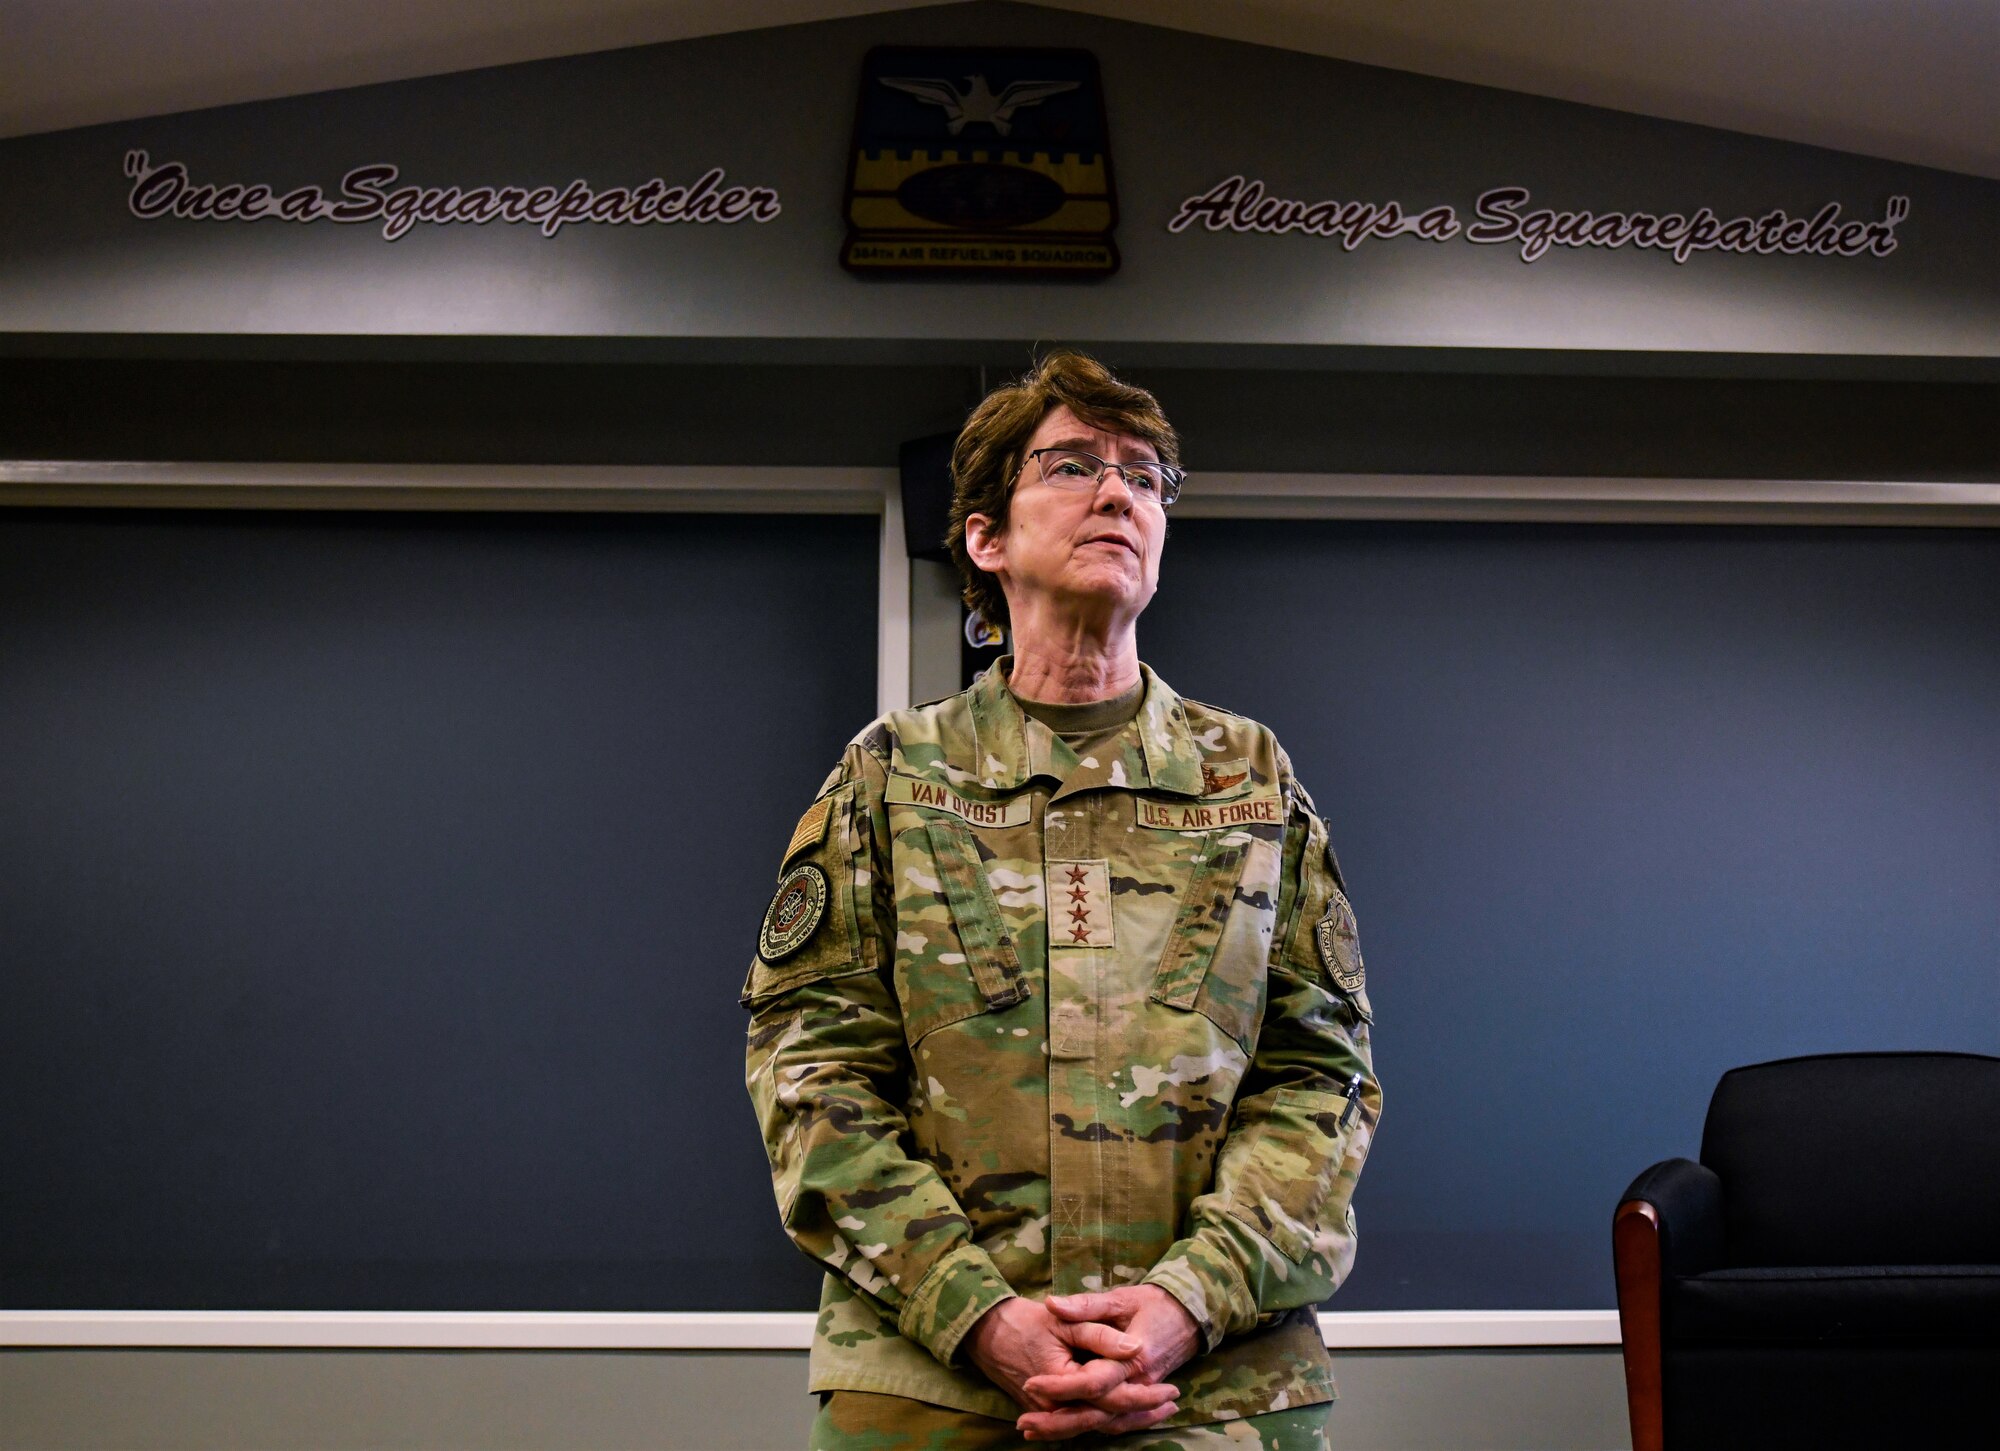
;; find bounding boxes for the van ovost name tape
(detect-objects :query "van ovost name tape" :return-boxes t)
[886,772,1033,828]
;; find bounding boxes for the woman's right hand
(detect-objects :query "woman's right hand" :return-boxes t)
[962,1297,1181,1441]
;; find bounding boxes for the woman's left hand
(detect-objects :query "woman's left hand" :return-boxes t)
[1018,1286,1201,1437]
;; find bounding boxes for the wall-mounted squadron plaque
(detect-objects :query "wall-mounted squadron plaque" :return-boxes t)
[842,46,1118,277]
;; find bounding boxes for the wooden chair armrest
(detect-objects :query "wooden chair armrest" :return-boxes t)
[1614,1198,1665,1451]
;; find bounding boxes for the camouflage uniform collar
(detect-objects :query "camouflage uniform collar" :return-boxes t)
[967,656,1206,798]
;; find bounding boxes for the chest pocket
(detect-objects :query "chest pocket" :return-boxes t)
[1150,821,1284,1051]
[892,811,1032,1044]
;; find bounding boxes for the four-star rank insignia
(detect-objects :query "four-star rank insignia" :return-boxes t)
[841,46,1118,278]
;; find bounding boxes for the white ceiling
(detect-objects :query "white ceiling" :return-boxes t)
[2,0,1996,179]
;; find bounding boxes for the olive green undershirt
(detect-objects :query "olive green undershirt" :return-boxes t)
[1008,674,1145,763]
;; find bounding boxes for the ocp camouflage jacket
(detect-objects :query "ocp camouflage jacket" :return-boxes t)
[742,659,1380,1427]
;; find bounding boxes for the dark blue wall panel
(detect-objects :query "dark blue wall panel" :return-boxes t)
[0,510,873,1310]
[7,511,1995,1313]
[1143,521,2000,1308]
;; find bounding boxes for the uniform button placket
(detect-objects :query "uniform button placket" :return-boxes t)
[1045,806,1106,1293]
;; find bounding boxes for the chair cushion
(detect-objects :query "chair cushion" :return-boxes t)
[1669,1263,2000,1343]
[1664,1342,2000,1450]
[1701,1053,2000,1265]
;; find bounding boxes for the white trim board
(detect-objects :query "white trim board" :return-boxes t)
[0,461,895,513]
[0,1310,1621,1350]
[0,458,921,725]
[3,462,1996,524]
[1177,472,2000,525]
[876,473,912,716]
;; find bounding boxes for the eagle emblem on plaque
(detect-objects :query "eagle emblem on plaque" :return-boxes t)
[842,46,1118,277]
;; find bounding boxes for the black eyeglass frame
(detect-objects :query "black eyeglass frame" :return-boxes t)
[1021,447,1186,508]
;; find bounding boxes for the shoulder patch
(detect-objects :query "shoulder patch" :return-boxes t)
[784,796,833,865]
[1314,889,1365,996]
[759,862,829,964]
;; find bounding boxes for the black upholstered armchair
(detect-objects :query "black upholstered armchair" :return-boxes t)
[1613,1051,2000,1450]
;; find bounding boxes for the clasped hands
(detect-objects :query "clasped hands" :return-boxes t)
[963,1284,1200,1441]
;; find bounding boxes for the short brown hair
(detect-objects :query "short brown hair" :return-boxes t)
[945,350,1180,629]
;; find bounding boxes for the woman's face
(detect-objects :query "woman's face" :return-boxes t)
[967,405,1169,634]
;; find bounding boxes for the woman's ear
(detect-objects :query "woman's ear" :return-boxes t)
[963,512,1006,574]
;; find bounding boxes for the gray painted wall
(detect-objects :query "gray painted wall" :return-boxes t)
[0,1347,1632,1451]
[0,2,1994,362]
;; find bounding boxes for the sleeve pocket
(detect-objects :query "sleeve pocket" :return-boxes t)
[740,783,867,1006]
[1281,814,1371,1022]
[1219,1086,1351,1264]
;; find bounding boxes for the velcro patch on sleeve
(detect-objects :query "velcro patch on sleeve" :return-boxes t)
[759,862,829,963]
[1315,889,1366,996]
[886,771,1032,828]
[783,796,832,865]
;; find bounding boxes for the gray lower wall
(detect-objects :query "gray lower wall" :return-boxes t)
[0,1347,1631,1451]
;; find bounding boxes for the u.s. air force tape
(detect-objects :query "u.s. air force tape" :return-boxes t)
[759,861,829,964]
[1314,889,1366,995]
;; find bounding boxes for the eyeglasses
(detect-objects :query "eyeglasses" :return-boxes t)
[1023,448,1185,509]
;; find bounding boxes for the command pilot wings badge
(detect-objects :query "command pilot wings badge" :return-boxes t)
[1201,763,1249,796]
[843,47,1118,277]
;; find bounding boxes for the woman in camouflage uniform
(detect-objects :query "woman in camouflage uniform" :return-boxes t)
[745,352,1380,1449]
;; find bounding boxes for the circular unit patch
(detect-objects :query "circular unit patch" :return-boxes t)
[1314,890,1366,996]
[759,862,829,964]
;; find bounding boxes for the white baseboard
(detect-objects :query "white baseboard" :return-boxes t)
[0,1308,1620,1350]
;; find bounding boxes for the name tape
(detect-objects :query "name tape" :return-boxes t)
[887,773,1034,829]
